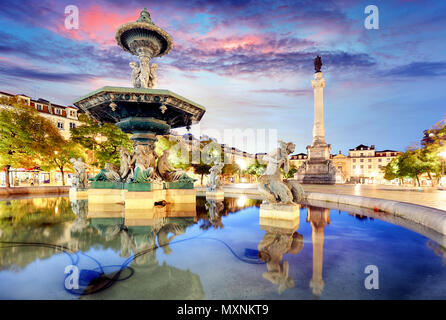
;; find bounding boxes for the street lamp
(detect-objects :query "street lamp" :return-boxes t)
[236,158,247,183]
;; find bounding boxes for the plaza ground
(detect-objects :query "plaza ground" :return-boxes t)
[197,183,446,212]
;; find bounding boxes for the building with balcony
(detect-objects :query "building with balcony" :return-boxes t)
[0,91,82,139]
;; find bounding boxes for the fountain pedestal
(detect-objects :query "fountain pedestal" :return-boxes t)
[259,203,300,221]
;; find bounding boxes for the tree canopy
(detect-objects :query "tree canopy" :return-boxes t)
[70,113,132,168]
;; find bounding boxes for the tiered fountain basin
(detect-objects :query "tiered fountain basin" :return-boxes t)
[73,86,205,213]
[73,86,205,145]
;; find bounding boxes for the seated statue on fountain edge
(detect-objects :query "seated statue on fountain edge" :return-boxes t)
[257,141,305,205]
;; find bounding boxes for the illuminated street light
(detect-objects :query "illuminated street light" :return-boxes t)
[236,158,247,184]
[236,158,247,170]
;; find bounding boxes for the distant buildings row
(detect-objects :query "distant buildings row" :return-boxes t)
[290,144,401,184]
[0,91,81,139]
[0,91,401,186]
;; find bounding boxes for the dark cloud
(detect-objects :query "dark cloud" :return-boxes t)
[0,61,95,82]
[381,61,446,78]
[166,47,375,76]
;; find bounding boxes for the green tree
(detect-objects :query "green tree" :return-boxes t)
[192,161,212,186]
[0,97,64,187]
[155,135,191,170]
[282,165,297,179]
[40,141,84,186]
[246,161,266,177]
[382,158,398,181]
[70,114,132,168]
[396,149,426,186]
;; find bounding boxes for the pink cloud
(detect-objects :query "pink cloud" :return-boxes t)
[51,5,136,46]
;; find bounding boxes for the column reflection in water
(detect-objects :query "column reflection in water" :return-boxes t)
[306,205,330,297]
[258,206,304,294]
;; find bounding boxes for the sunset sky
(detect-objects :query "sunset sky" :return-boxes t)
[0,0,445,154]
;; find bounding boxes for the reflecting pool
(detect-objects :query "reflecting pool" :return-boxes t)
[0,195,446,299]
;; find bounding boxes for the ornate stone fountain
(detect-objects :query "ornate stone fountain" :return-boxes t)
[72,8,205,211]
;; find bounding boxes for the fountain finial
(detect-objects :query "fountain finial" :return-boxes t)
[137,8,154,24]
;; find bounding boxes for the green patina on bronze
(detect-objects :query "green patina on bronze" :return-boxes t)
[125,182,154,192]
[165,181,195,189]
[90,181,125,189]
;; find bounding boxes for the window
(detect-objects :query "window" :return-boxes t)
[55,108,61,115]
[368,165,372,169]
[69,122,76,129]
[353,159,356,163]
[57,122,64,130]
[360,165,364,169]
[378,159,382,162]
[368,159,371,162]
[36,104,42,111]
[387,158,390,161]
[360,159,364,163]
[360,153,364,156]
[69,110,76,117]
[353,165,356,169]
[379,165,382,168]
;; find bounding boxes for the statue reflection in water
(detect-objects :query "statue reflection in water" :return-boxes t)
[257,212,304,294]
[204,199,225,229]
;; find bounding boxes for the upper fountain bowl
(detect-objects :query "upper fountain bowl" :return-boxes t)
[115,8,173,58]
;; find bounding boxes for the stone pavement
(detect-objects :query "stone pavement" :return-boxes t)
[297,184,446,211]
[208,183,446,211]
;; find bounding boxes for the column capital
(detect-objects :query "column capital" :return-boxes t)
[311,72,325,89]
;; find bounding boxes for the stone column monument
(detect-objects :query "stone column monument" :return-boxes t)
[296,56,337,184]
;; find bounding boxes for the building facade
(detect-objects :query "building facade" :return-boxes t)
[0,91,82,139]
[0,91,82,186]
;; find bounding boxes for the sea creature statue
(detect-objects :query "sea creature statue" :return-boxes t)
[129,61,158,89]
[70,157,89,190]
[207,162,224,191]
[156,148,195,183]
[257,141,296,204]
[90,163,121,182]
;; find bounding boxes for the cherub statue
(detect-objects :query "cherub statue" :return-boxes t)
[129,61,141,88]
[130,60,158,89]
[148,63,158,89]
[207,162,224,191]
